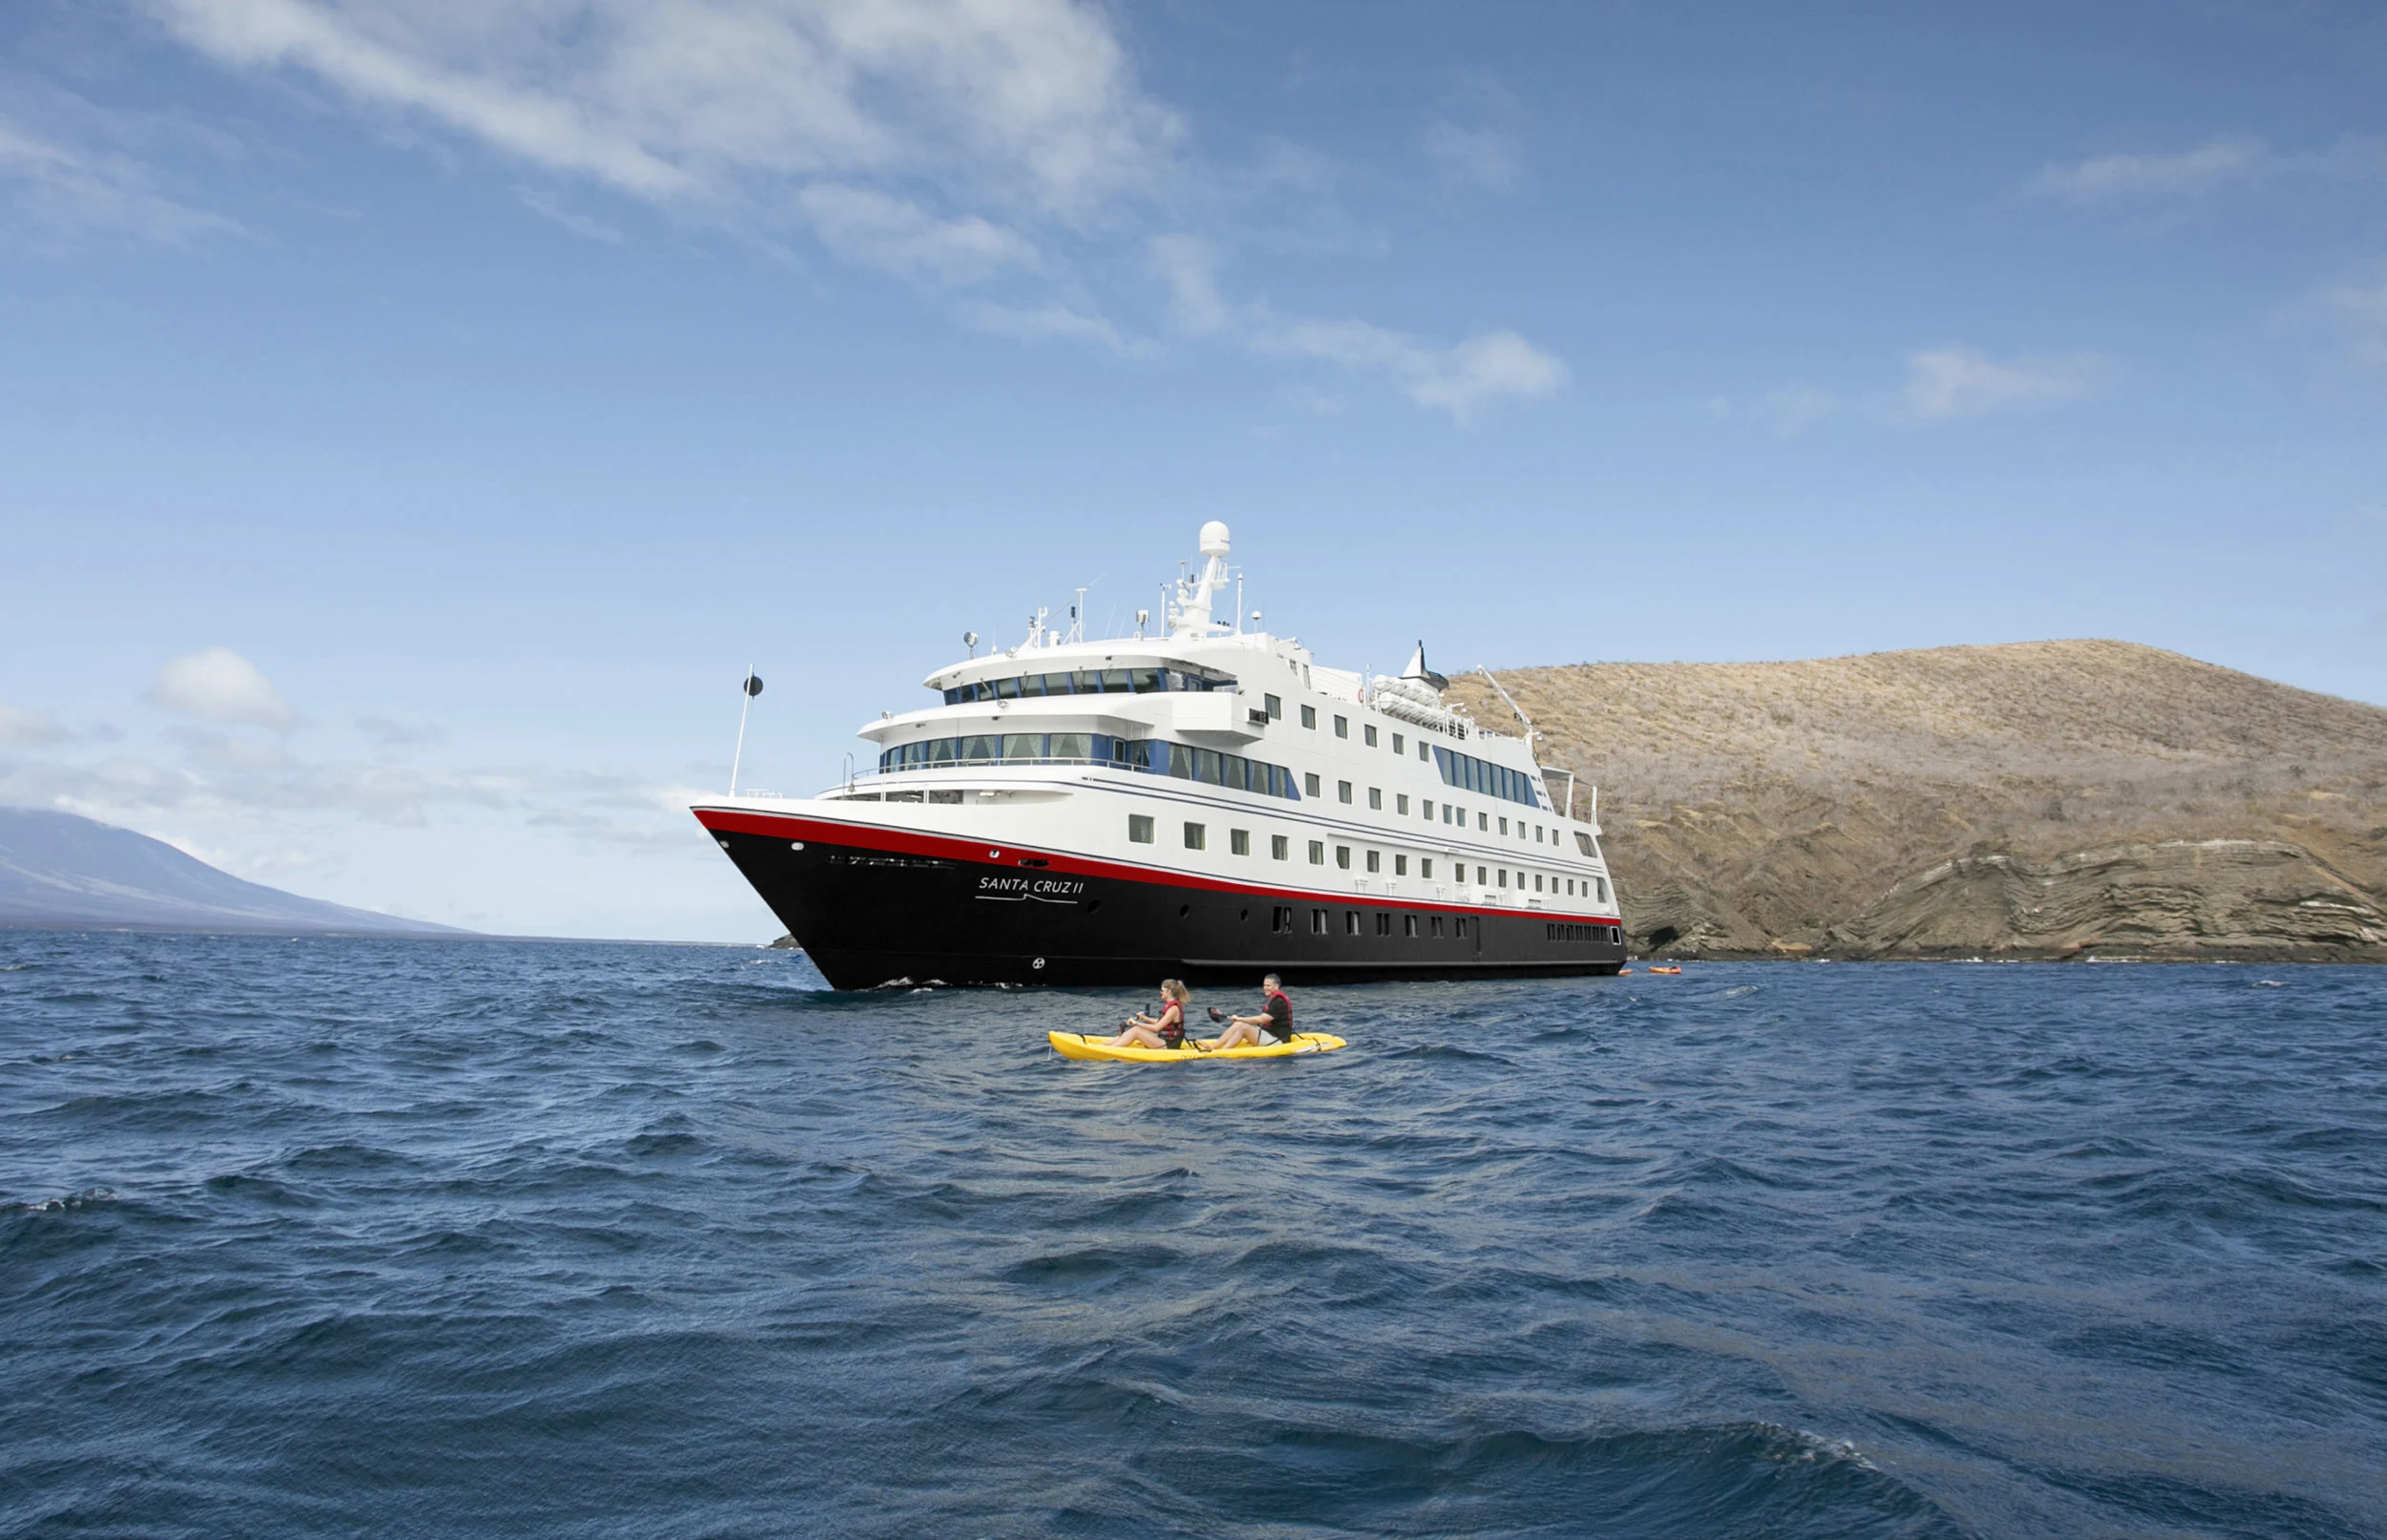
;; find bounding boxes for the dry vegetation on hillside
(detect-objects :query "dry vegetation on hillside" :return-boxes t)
[1443,642,2387,961]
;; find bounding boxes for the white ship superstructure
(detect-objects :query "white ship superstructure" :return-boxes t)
[694,524,1625,987]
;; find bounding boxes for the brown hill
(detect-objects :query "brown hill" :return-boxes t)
[1443,641,2387,961]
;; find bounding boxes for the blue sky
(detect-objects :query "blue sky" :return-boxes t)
[3,1,2383,939]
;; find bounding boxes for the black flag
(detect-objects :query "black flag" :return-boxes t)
[743,674,765,697]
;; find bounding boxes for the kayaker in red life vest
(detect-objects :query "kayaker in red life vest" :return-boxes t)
[1208,975,1294,1050]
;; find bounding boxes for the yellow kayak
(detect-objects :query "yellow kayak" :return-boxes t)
[1047,1031,1347,1063]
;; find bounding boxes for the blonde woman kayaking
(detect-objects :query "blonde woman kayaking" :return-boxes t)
[1104,980,1197,1051]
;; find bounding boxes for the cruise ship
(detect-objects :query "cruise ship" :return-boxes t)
[692,524,1627,987]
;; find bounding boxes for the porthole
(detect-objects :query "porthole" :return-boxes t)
[1178,904,1192,918]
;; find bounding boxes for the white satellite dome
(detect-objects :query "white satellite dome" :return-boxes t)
[1197,520,1232,559]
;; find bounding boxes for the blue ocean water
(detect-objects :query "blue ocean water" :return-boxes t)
[1,933,2381,1539]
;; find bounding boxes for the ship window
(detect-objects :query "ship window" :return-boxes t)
[1565,878,1574,896]
[1334,715,1348,739]
[1003,734,1042,762]
[1169,745,1196,779]
[1338,781,1353,804]
[1305,772,1321,797]
[994,676,1020,699]
[1396,794,1409,815]
[1421,858,1433,879]
[1534,874,1544,891]
[1048,732,1092,762]
[1184,822,1206,850]
[1345,911,1361,935]
[1365,850,1381,874]
[1368,788,1382,811]
[1129,815,1154,843]
[963,735,1000,762]
[1476,866,1488,884]
[1422,800,1432,820]
[1273,906,1294,933]
[1264,692,1282,719]
[1431,916,1445,938]
[1403,914,1418,937]
[929,789,962,805]
[1374,912,1391,936]
[1499,817,1509,835]
[1272,834,1289,860]
[1574,832,1596,856]
[1596,876,1609,902]
[1418,742,1428,761]
[1130,668,1164,693]
[1534,825,1545,843]
[1101,668,1132,692]
[1230,829,1250,856]
[886,790,923,803]
[1363,725,1378,748]
[1392,732,1405,754]
[1308,840,1325,865]
[1300,705,1317,728]
[1478,812,1489,832]
[1440,805,1451,825]
[1497,869,1508,888]
[1335,845,1352,870]
[1394,854,1408,875]
[1312,909,1328,935]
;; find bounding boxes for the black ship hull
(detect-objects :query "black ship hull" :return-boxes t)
[699,807,1627,990]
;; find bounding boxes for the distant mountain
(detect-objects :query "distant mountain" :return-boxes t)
[1444,641,2387,962]
[0,807,470,937]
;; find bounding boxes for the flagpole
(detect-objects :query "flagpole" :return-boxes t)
[729,663,755,795]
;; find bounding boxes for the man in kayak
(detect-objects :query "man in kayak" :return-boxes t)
[1207,975,1294,1050]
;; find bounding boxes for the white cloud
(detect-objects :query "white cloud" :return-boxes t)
[2321,263,2387,368]
[0,114,238,248]
[140,0,1562,421]
[0,700,66,746]
[961,299,1140,353]
[356,713,446,748]
[795,181,1037,285]
[2029,136,2272,202]
[1755,384,1845,437]
[2028,134,2387,203]
[1895,347,2111,420]
[1754,347,2112,434]
[1422,120,1517,190]
[143,0,1179,215]
[518,186,623,243]
[1151,235,1567,422]
[148,647,296,729]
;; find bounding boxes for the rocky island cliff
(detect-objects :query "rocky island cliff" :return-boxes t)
[1443,641,2387,962]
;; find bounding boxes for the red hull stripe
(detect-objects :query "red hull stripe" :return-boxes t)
[692,805,1623,928]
